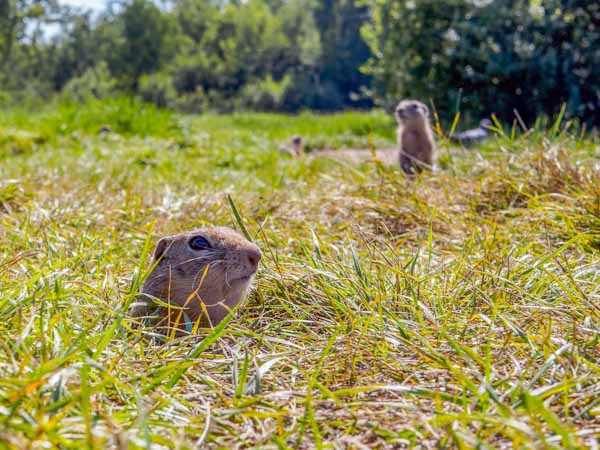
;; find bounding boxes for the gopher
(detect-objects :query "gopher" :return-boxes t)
[279,134,304,156]
[394,100,436,174]
[131,227,261,335]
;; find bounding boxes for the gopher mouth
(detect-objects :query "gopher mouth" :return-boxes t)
[235,275,253,282]
[228,271,256,285]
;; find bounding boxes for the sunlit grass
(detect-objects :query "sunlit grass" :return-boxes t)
[0,100,599,448]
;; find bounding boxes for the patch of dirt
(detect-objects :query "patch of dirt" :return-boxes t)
[312,147,398,165]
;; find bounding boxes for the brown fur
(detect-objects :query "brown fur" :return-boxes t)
[394,100,436,174]
[130,227,261,335]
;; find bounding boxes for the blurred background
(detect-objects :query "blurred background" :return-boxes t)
[1,0,598,126]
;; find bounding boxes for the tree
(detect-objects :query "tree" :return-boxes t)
[0,0,59,67]
[313,0,372,107]
[111,0,173,89]
[168,0,291,102]
[50,13,99,89]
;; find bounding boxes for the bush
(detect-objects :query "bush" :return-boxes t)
[364,1,600,127]
[138,73,178,109]
[62,62,118,102]
[171,87,210,114]
[236,75,291,111]
[281,72,345,112]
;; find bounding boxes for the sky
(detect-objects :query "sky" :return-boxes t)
[40,0,106,38]
[60,0,107,12]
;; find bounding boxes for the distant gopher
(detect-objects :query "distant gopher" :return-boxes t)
[279,135,303,156]
[98,125,112,137]
[131,227,261,335]
[394,100,436,174]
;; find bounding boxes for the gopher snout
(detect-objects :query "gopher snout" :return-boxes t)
[244,245,261,271]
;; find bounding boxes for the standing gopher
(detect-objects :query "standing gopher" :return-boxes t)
[394,100,436,174]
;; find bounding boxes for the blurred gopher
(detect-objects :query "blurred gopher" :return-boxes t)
[394,100,435,174]
[279,135,303,156]
[98,125,112,137]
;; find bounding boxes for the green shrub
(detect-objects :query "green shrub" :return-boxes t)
[138,73,178,109]
[281,72,345,112]
[236,75,291,111]
[62,62,118,102]
[365,1,600,127]
[171,87,210,113]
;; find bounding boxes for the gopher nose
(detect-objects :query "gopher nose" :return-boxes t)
[245,246,262,268]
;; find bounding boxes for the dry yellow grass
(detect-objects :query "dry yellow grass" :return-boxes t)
[0,101,599,448]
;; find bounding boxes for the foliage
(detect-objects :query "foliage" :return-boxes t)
[236,74,292,111]
[364,0,600,126]
[0,0,58,66]
[1,0,599,123]
[314,0,372,107]
[110,0,175,89]
[0,104,599,447]
[50,13,98,90]
[0,0,373,113]
[138,72,178,109]
[281,71,346,112]
[62,62,118,102]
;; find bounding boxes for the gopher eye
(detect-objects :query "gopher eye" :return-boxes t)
[189,235,211,250]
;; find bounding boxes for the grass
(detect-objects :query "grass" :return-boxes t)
[0,97,180,140]
[0,99,599,448]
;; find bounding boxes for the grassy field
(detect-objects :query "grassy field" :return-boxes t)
[0,98,599,448]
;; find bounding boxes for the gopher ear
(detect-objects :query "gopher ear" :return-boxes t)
[394,108,403,122]
[421,104,430,116]
[153,237,173,261]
